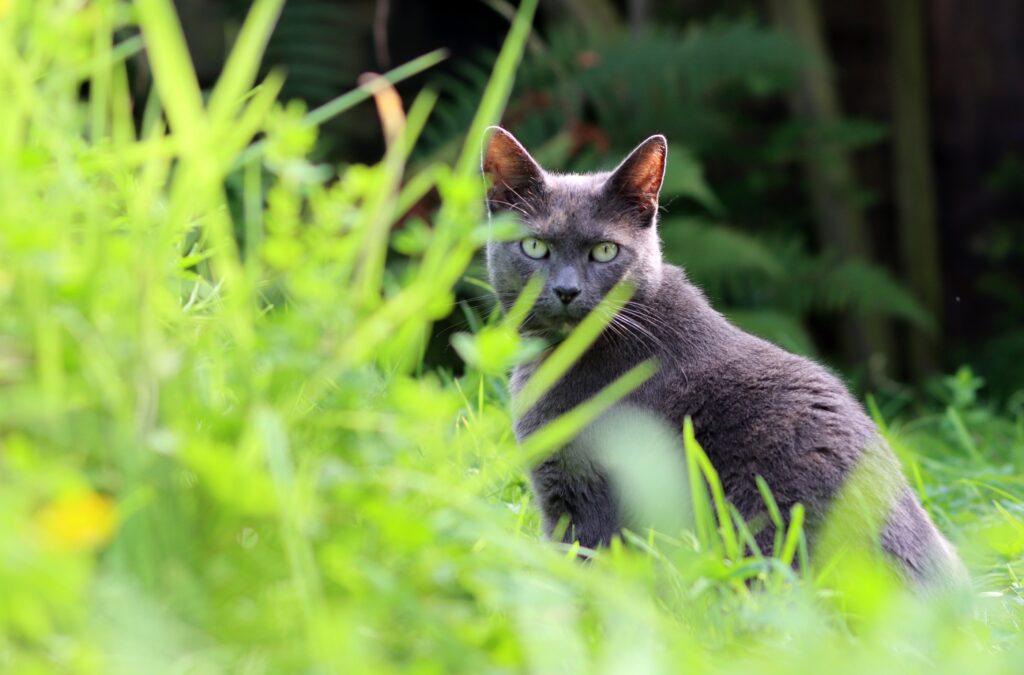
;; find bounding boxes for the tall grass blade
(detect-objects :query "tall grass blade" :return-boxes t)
[456,0,539,176]
[207,0,286,125]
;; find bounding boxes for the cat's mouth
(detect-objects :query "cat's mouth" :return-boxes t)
[554,320,578,336]
[518,302,591,338]
[522,314,581,339]
[544,313,584,338]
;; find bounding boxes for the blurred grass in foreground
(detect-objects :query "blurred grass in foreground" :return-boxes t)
[1,0,1023,673]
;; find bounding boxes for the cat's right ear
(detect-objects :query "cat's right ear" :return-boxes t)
[603,134,667,225]
[482,126,544,215]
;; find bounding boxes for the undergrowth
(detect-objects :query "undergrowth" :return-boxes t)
[0,1,1022,673]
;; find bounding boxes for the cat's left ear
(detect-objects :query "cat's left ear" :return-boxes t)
[604,135,667,225]
[482,126,545,215]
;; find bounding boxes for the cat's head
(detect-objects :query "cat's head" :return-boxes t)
[482,127,667,335]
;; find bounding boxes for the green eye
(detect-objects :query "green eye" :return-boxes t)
[521,237,549,260]
[591,242,619,262]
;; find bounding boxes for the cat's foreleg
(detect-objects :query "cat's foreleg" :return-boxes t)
[530,452,620,549]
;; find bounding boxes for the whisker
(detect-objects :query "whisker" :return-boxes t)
[617,305,677,336]
[498,185,538,216]
[489,199,533,219]
[613,314,663,350]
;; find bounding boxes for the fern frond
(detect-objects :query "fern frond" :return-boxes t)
[423,19,807,167]
[660,218,784,298]
[726,309,816,356]
[807,259,934,331]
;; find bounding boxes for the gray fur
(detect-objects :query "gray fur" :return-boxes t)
[482,127,966,587]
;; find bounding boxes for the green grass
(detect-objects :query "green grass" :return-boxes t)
[1,1,1023,673]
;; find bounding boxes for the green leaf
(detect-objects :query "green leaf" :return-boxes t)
[662,148,723,216]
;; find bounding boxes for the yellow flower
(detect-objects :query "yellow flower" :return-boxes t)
[36,490,118,551]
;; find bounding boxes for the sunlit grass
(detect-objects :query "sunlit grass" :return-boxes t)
[0,1,1022,673]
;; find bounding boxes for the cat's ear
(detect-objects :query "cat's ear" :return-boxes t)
[482,126,545,215]
[604,135,667,225]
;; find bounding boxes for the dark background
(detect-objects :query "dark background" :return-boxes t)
[169,0,1024,402]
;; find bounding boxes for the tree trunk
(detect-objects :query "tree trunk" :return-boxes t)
[628,0,651,36]
[550,0,621,37]
[767,0,893,377]
[889,0,943,378]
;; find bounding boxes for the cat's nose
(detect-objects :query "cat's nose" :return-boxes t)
[553,286,580,305]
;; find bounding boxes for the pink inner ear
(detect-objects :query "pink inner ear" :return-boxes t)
[633,147,666,195]
[485,132,527,173]
[611,137,667,207]
[483,129,542,198]
[635,163,663,195]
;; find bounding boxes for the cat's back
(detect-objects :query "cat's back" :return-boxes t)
[687,333,877,460]
[652,266,875,452]
[701,345,876,525]
[651,274,882,516]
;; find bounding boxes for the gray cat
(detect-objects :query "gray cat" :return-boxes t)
[482,127,966,587]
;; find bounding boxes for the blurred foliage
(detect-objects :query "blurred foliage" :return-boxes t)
[426,20,806,158]
[1,1,1024,673]
[219,0,379,159]
[956,152,1024,398]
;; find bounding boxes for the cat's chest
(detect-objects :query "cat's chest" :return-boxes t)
[510,352,659,440]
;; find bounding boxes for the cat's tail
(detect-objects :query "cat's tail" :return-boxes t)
[881,487,970,592]
[815,440,969,593]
